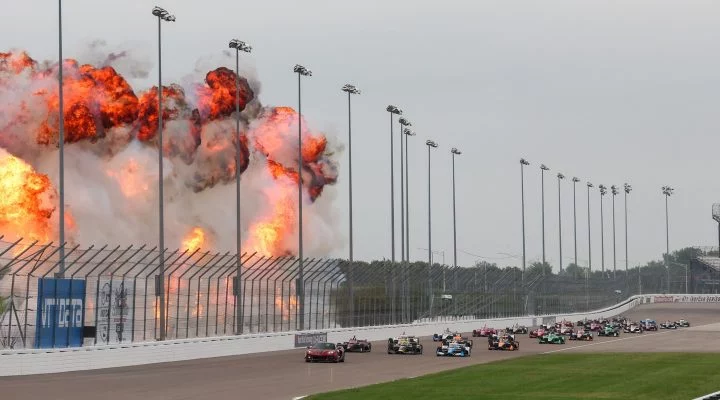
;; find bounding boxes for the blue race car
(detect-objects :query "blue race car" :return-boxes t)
[436,341,471,357]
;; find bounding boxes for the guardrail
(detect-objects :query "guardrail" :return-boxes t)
[6,292,707,376]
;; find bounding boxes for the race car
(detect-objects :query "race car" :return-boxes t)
[436,340,471,357]
[597,325,620,337]
[539,332,565,344]
[488,334,519,351]
[588,321,603,332]
[659,320,678,330]
[434,328,461,341]
[529,327,548,339]
[641,319,658,331]
[624,323,643,334]
[342,336,372,352]
[558,325,574,335]
[568,329,593,341]
[505,324,529,334]
[676,319,690,327]
[387,335,423,355]
[472,325,497,337]
[305,342,346,363]
[555,320,574,329]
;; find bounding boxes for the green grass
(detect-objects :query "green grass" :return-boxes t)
[309,353,720,400]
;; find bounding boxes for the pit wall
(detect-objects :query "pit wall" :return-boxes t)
[1,293,715,376]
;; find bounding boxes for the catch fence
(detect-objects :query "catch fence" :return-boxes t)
[0,238,704,349]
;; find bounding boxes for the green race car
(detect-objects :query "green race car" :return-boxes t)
[597,325,620,337]
[539,332,565,344]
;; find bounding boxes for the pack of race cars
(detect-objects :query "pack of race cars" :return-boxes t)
[303,316,691,362]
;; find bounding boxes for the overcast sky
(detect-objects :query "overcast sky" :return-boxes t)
[3,0,720,271]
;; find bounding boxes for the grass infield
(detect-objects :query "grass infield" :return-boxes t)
[308,353,720,399]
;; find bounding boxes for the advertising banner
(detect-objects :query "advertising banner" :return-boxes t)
[34,278,86,348]
[96,279,134,345]
[294,332,327,347]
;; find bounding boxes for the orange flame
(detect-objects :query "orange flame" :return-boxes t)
[182,227,206,252]
[275,294,298,320]
[0,151,57,243]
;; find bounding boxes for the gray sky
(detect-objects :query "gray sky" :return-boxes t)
[3,0,720,270]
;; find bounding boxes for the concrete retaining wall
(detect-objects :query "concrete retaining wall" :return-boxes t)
[1,293,713,376]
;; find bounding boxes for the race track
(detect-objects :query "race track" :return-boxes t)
[2,303,718,400]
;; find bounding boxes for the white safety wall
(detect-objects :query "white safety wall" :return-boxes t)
[1,293,716,376]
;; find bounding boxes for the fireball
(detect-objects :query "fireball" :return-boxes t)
[0,150,57,243]
[182,227,206,252]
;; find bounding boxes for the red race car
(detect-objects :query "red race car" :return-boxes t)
[342,336,372,352]
[305,342,346,363]
[472,326,497,337]
[529,327,547,339]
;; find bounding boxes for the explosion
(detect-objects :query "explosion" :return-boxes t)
[0,48,340,258]
[182,227,206,253]
[0,148,59,243]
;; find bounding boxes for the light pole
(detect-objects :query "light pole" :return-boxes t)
[228,38,251,334]
[624,183,633,290]
[712,204,720,294]
[404,128,415,261]
[557,173,565,272]
[572,177,580,268]
[386,105,401,322]
[399,117,411,263]
[342,84,360,324]
[151,5,175,341]
[540,164,550,265]
[611,185,618,279]
[386,106,402,265]
[520,158,530,282]
[451,148,461,275]
[426,139,439,315]
[58,0,66,276]
[294,64,312,330]
[662,185,674,292]
[599,184,607,274]
[587,182,593,272]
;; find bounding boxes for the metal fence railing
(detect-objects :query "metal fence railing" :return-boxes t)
[0,238,711,350]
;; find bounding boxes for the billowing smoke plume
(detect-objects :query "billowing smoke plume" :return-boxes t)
[0,48,342,257]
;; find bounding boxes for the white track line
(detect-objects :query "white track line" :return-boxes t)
[542,324,710,354]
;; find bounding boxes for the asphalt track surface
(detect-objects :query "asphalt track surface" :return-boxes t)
[2,303,719,400]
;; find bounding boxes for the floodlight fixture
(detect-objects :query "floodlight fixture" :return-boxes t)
[662,186,674,196]
[599,184,607,195]
[611,185,619,196]
[572,177,580,183]
[342,84,360,94]
[152,6,176,21]
[451,148,461,155]
[399,117,411,126]
[557,173,565,180]
[403,128,415,136]
[293,64,312,76]
[426,139,438,148]
[540,164,549,171]
[229,39,252,53]
[386,105,402,115]
[624,183,632,194]
[520,158,530,166]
